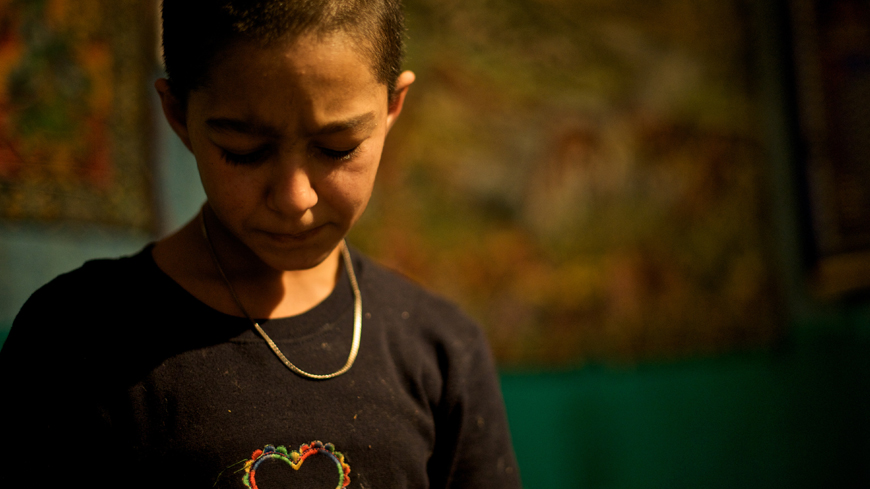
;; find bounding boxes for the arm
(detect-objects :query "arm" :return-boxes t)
[0,273,123,487]
[427,323,522,488]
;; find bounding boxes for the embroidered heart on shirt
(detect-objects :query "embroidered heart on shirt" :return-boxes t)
[242,441,351,489]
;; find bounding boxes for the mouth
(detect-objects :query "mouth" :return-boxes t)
[261,224,326,243]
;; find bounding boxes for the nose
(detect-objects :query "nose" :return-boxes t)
[267,162,318,215]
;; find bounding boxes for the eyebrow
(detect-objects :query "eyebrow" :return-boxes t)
[205,112,378,138]
[205,118,279,138]
[312,111,378,136]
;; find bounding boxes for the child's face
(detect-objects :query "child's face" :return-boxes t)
[162,33,410,271]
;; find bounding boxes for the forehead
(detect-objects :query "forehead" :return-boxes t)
[209,31,378,86]
[191,32,388,129]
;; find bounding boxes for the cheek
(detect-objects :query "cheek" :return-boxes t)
[189,126,247,198]
[196,155,259,218]
[324,158,380,219]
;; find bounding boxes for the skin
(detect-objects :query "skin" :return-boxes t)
[153,32,414,318]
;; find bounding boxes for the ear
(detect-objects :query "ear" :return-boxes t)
[155,78,193,152]
[385,70,415,134]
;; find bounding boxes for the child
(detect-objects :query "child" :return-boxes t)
[0,1,521,488]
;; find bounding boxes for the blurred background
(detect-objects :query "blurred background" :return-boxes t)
[2,0,869,487]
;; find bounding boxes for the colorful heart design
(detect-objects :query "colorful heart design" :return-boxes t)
[242,441,351,489]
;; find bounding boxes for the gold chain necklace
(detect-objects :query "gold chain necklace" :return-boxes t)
[199,211,362,380]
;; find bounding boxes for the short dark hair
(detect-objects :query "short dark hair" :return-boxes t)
[161,0,405,104]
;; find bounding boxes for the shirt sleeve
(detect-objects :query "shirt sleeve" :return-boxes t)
[426,317,522,489]
[0,271,124,488]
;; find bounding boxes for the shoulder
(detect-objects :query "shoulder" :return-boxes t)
[347,252,520,487]
[5,245,159,351]
[351,249,493,378]
[20,245,158,312]
[0,247,156,397]
[39,243,154,286]
[354,250,483,337]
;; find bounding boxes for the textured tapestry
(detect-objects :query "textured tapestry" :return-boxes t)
[790,0,870,297]
[0,0,155,229]
[350,0,781,365]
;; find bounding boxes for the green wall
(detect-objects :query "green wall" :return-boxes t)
[502,311,870,488]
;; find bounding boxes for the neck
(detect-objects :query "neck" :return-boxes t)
[152,206,342,319]
[200,205,342,318]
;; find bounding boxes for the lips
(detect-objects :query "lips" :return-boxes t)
[260,224,326,243]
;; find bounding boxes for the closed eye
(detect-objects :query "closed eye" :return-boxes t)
[222,148,269,165]
[318,145,359,162]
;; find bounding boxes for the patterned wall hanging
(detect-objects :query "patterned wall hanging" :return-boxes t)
[0,0,156,230]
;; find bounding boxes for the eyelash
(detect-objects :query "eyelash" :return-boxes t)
[222,148,269,165]
[220,145,361,165]
[318,145,360,162]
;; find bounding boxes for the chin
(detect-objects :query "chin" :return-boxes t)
[259,246,338,272]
